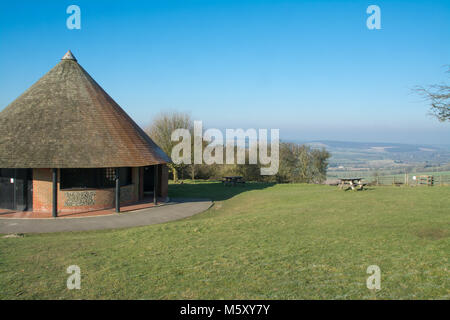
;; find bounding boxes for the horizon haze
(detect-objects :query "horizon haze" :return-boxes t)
[0,0,449,144]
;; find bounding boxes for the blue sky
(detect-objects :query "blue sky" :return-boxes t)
[0,0,449,144]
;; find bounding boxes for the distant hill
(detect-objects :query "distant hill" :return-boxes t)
[289,140,450,176]
[306,140,449,153]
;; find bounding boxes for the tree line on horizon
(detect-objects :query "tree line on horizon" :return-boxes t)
[145,112,331,184]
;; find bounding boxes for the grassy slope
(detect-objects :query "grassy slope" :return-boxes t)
[0,183,449,299]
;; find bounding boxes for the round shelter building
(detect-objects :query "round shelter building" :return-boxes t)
[0,51,171,216]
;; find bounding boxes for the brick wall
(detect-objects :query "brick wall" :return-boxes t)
[32,168,140,213]
[32,168,53,213]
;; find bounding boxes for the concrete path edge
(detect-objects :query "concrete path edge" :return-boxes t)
[0,198,212,234]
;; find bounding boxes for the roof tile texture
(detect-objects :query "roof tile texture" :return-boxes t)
[0,58,170,168]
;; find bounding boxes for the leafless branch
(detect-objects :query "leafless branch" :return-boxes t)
[413,66,450,122]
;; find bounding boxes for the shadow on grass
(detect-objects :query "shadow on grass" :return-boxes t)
[168,181,275,201]
[341,187,376,192]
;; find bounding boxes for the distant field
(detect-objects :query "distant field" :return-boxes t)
[1,182,449,299]
[315,140,450,181]
[328,170,450,184]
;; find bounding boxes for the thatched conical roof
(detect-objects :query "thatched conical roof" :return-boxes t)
[0,51,170,168]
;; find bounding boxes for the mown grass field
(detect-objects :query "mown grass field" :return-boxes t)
[0,182,449,299]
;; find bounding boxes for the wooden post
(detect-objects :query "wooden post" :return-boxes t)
[52,168,57,218]
[153,164,159,205]
[139,167,144,200]
[115,168,120,213]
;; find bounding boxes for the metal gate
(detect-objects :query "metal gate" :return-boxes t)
[0,175,15,210]
[0,169,32,211]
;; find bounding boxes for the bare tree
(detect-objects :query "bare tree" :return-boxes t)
[145,111,193,182]
[414,66,450,122]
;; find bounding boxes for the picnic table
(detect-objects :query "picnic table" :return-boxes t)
[222,176,245,186]
[338,178,365,191]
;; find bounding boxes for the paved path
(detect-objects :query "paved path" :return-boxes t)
[0,198,212,234]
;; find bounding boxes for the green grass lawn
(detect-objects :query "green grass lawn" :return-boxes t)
[1,183,449,299]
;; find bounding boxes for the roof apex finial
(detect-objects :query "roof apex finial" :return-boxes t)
[62,50,77,61]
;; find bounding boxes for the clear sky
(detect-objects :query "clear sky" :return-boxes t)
[0,0,449,145]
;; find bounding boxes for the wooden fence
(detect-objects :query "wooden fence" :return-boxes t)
[368,174,450,186]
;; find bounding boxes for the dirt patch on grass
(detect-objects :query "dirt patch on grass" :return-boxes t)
[415,228,449,240]
[212,202,222,210]
[2,233,25,238]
